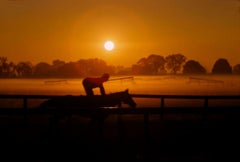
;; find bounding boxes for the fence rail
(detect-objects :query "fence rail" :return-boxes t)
[0,94,240,114]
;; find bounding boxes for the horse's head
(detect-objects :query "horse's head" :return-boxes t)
[120,89,137,108]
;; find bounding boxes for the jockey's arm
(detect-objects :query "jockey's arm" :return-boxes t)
[99,85,106,95]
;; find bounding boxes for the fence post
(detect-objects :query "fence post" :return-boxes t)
[144,112,150,159]
[203,97,209,121]
[204,98,208,108]
[23,96,28,126]
[160,97,164,120]
[23,96,27,110]
[144,112,149,140]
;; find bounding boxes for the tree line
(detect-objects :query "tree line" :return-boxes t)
[0,53,240,78]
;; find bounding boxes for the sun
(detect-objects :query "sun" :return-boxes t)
[104,41,114,51]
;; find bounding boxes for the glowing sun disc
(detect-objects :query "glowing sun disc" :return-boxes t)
[104,41,114,51]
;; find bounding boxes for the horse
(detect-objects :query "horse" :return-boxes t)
[39,89,136,128]
[39,89,136,109]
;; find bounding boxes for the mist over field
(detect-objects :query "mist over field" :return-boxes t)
[0,75,239,95]
[0,75,239,108]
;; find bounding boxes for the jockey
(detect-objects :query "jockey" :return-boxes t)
[82,73,110,96]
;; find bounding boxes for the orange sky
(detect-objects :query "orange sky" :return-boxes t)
[0,0,239,71]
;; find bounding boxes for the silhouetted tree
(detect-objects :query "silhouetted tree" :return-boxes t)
[165,53,186,74]
[52,59,65,68]
[211,58,232,74]
[57,62,80,77]
[16,61,33,77]
[51,59,66,77]
[33,62,52,77]
[147,54,166,74]
[132,58,148,75]
[8,61,17,77]
[77,58,114,77]
[183,60,206,74]
[87,58,112,76]
[132,54,166,75]
[0,57,9,77]
[233,64,240,74]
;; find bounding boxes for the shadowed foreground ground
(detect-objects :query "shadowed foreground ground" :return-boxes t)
[1,111,240,161]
